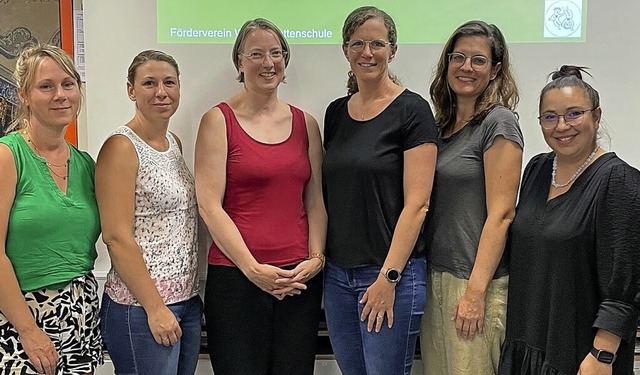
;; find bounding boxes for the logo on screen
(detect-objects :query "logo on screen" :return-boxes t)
[544,0,582,38]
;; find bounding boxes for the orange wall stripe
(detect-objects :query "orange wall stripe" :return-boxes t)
[59,0,77,146]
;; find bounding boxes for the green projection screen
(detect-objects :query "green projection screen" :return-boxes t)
[157,0,587,44]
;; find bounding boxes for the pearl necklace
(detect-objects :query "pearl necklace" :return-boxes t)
[551,146,599,188]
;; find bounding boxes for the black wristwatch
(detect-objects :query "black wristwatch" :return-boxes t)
[380,268,401,283]
[590,347,616,364]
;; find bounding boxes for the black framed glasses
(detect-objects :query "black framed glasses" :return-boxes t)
[346,39,390,53]
[447,52,490,71]
[239,49,288,62]
[538,108,596,129]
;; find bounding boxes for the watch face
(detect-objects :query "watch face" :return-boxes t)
[387,269,400,282]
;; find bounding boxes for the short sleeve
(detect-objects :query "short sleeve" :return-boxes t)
[593,161,640,342]
[481,106,524,152]
[323,96,349,151]
[400,92,437,151]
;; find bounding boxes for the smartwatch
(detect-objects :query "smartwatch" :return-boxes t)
[380,268,401,283]
[590,347,616,364]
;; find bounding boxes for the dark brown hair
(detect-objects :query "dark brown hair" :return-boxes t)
[430,20,519,132]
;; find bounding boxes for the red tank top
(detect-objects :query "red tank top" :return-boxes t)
[208,102,311,267]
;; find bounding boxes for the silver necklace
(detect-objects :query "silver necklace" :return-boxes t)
[551,146,599,188]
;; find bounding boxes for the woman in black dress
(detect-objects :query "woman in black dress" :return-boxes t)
[499,65,640,374]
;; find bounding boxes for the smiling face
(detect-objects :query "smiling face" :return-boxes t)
[23,56,81,130]
[343,17,396,84]
[237,28,286,92]
[447,35,501,104]
[127,60,180,121]
[540,86,600,162]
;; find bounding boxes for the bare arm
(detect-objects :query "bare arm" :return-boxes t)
[194,108,299,299]
[454,136,522,340]
[289,112,327,283]
[0,144,58,375]
[95,135,181,346]
[361,142,437,332]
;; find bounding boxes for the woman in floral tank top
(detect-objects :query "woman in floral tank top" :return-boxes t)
[96,50,201,375]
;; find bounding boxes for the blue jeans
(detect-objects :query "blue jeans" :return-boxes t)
[100,294,202,375]
[324,257,427,375]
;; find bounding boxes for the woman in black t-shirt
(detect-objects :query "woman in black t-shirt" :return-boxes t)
[322,6,438,375]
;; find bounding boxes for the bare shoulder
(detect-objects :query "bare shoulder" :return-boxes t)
[0,142,14,161]
[303,111,319,129]
[96,134,137,168]
[199,106,226,130]
[0,143,16,178]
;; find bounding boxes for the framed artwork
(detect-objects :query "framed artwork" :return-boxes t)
[0,0,75,145]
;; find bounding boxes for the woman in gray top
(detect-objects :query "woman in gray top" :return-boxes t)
[420,20,524,375]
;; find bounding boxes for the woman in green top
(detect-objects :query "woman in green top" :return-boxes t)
[0,44,102,375]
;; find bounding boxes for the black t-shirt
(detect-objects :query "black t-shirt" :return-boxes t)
[322,89,437,268]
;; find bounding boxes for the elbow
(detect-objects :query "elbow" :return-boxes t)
[101,230,131,255]
[503,207,516,225]
[407,198,430,219]
[419,201,430,217]
[489,208,516,229]
[197,203,208,219]
[197,201,219,222]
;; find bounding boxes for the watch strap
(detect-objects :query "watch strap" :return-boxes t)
[590,346,616,364]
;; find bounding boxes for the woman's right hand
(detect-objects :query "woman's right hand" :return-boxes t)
[19,327,58,375]
[247,263,306,299]
[147,305,182,346]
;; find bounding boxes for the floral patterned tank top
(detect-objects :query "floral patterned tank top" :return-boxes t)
[104,126,199,305]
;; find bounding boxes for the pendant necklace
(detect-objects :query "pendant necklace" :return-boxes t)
[22,130,69,180]
[551,146,599,189]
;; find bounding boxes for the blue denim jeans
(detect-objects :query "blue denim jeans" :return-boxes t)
[100,294,202,375]
[324,257,427,375]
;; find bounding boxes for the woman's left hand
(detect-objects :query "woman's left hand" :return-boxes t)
[273,258,323,298]
[360,277,396,333]
[577,352,613,375]
[289,258,323,284]
[453,288,485,341]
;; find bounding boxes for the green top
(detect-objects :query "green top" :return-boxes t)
[0,132,100,292]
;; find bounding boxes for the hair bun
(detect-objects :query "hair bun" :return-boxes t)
[550,65,591,81]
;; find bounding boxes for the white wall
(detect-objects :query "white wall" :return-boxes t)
[83,0,640,273]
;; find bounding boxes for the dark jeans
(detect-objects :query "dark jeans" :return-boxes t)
[100,294,203,375]
[324,257,427,375]
[204,264,323,375]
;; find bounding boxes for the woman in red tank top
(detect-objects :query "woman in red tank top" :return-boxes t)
[194,18,326,375]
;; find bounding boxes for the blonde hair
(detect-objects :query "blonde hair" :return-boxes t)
[8,44,81,133]
[128,50,180,84]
